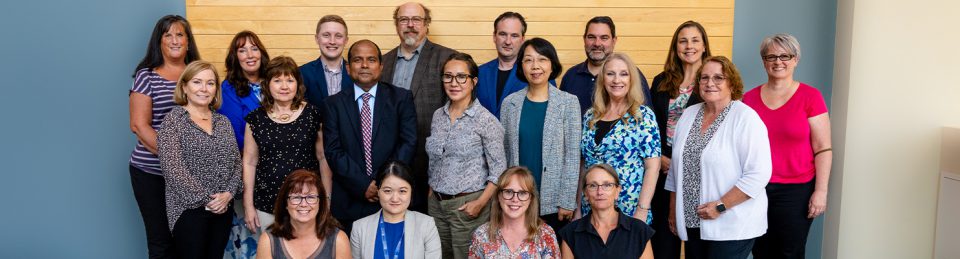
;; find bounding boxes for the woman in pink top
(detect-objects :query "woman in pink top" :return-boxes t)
[742,33,832,259]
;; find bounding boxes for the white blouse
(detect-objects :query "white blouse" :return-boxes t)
[664,101,772,241]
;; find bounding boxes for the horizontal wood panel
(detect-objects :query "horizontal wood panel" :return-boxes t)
[191,20,734,37]
[188,0,734,8]
[195,34,733,52]
[188,6,733,23]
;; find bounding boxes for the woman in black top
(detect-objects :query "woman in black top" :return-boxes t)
[559,164,654,259]
[648,20,711,259]
[241,56,333,236]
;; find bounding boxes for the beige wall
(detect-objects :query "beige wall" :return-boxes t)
[826,0,960,258]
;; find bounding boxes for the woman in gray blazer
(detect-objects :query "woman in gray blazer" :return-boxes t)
[500,38,582,233]
[350,161,442,259]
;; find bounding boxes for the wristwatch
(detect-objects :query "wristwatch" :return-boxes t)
[715,201,727,213]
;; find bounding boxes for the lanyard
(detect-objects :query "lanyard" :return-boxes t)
[378,213,404,259]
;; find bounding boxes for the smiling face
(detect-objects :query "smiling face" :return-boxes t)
[347,42,383,90]
[698,61,732,104]
[378,175,412,217]
[236,38,262,75]
[584,168,621,211]
[316,21,347,61]
[493,18,525,61]
[268,74,298,103]
[499,175,531,221]
[520,45,552,87]
[583,23,616,63]
[602,58,631,101]
[184,69,218,107]
[286,184,320,224]
[442,60,476,104]
[161,22,188,61]
[395,3,428,47]
[762,44,798,80]
[676,26,706,65]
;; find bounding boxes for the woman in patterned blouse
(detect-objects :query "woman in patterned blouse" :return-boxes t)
[579,52,661,223]
[664,56,772,259]
[468,167,560,258]
[157,61,242,258]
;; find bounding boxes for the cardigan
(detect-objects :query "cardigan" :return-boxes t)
[500,85,582,214]
[350,210,442,259]
[664,101,772,241]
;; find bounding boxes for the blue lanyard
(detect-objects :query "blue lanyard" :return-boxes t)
[378,213,404,259]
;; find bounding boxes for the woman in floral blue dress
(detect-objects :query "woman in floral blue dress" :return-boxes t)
[579,53,662,223]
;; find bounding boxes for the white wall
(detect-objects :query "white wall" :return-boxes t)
[826,0,960,258]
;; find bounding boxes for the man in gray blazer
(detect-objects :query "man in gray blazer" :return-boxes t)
[381,2,458,213]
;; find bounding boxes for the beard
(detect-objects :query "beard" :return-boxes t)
[587,48,609,62]
[402,29,420,46]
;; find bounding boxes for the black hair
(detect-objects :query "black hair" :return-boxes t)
[493,11,527,36]
[347,39,382,62]
[375,160,416,191]
[515,37,563,83]
[584,16,617,38]
[133,15,200,77]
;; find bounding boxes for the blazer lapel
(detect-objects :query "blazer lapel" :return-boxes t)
[341,86,363,144]
[381,49,398,86]
[542,86,564,163]
[504,63,525,101]
[315,58,330,98]
[409,40,434,99]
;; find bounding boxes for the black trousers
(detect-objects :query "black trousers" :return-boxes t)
[541,213,570,233]
[651,171,681,259]
[684,228,755,259]
[172,206,234,259]
[753,180,816,259]
[130,165,175,259]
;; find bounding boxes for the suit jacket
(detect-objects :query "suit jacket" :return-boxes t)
[322,82,417,225]
[350,210,441,259]
[477,59,555,118]
[500,85,582,215]
[301,58,354,111]
[381,39,458,176]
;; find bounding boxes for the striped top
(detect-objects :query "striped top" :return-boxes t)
[129,68,177,175]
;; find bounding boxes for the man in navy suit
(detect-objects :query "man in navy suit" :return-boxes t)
[323,39,417,232]
[301,15,354,109]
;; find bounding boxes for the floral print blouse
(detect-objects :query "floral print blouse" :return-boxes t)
[468,222,559,259]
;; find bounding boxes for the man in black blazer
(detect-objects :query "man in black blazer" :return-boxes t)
[323,39,417,232]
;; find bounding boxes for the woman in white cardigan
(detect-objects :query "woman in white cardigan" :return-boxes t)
[665,56,772,259]
[350,161,442,259]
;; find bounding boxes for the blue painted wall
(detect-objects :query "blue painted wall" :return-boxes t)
[733,0,837,258]
[0,0,184,257]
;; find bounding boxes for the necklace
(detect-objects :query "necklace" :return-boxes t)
[269,106,297,122]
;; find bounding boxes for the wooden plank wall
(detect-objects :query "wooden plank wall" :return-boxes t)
[186,0,735,84]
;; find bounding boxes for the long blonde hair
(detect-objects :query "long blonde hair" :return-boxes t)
[588,52,645,129]
[488,167,542,241]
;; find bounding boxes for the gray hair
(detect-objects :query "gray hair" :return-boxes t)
[760,33,801,62]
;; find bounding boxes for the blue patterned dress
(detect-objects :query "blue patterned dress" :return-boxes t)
[580,106,662,223]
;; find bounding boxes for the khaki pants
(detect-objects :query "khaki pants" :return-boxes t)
[428,191,490,259]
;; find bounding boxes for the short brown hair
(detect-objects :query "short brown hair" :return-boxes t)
[269,169,339,240]
[261,56,306,111]
[316,14,348,35]
[581,164,621,190]
[695,56,745,100]
[488,167,543,241]
[174,60,222,110]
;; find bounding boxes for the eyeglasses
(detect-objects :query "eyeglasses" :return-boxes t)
[585,183,618,192]
[499,189,531,201]
[699,75,727,84]
[288,195,322,205]
[396,16,425,25]
[442,73,471,84]
[762,54,795,62]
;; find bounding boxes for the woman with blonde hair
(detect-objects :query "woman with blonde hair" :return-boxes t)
[468,167,560,258]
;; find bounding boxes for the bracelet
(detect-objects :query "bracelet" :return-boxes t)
[638,205,651,210]
[814,148,832,156]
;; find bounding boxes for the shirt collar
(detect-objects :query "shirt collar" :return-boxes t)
[573,61,594,76]
[574,211,633,234]
[353,83,379,101]
[442,99,481,117]
[321,60,342,73]
[398,40,427,60]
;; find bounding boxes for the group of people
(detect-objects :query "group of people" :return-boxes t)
[127,2,832,259]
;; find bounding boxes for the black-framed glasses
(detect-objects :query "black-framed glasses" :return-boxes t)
[699,75,727,84]
[396,16,425,25]
[499,189,531,201]
[762,54,795,62]
[288,195,322,205]
[442,73,471,84]
[585,183,618,192]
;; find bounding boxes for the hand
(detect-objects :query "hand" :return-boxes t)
[660,157,672,174]
[808,190,828,218]
[458,198,487,218]
[243,204,260,233]
[668,210,677,236]
[206,192,233,214]
[695,201,721,220]
[557,208,574,221]
[365,181,379,202]
[633,208,650,224]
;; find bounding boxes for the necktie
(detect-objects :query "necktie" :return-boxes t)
[360,93,373,176]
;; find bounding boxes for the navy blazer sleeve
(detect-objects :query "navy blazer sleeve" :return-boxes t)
[322,97,371,198]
